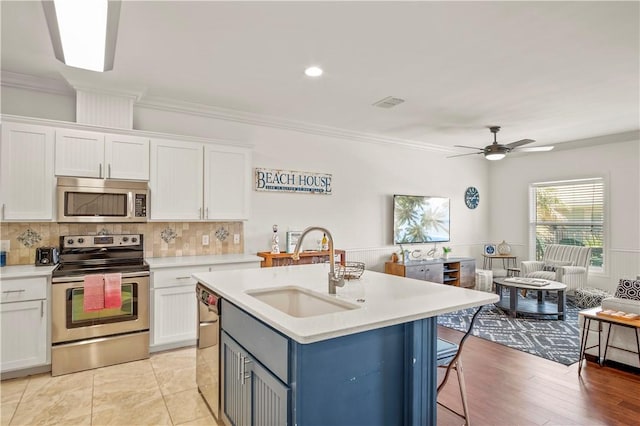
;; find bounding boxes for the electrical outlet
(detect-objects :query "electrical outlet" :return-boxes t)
[233,234,240,244]
[202,235,210,246]
[0,240,9,251]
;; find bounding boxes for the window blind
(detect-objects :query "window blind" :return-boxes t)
[531,178,604,268]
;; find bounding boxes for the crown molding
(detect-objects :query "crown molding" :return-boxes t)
[0,71,74,96]
[137,96,453,154]
[0,114,253,149]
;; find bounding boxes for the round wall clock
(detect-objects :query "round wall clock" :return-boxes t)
[464,186,479,209]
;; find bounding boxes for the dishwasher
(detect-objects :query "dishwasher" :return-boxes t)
[196,282,221,421]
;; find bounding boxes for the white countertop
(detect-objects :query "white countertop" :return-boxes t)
[146,253,262,269]
[193,263,499,344]
[0,264,56,279]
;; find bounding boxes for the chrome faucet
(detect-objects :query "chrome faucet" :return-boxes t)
[292,226,344,294]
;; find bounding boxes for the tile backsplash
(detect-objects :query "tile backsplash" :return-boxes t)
[0,222,244,266]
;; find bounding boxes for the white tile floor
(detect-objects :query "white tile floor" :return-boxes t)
[1,347,220,426]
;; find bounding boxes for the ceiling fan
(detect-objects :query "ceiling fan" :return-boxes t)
[449,126,554,160]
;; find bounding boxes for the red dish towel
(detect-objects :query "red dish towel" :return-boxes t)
[104,273,122,309]
[83,274,105,312]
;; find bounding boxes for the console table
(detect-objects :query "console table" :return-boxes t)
[482,254,517,270]
[578,307,640,375]
[384,257,475,288]
[257,250,346,268]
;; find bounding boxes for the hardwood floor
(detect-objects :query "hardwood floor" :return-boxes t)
[436,326,640,425]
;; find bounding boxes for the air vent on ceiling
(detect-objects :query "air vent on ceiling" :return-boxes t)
[372,96,405,108]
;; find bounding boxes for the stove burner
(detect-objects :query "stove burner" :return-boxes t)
[53,233,147,280]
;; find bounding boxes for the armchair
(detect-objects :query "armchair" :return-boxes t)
[521,244,592,293]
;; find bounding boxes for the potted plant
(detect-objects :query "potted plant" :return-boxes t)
[442,246,452,260]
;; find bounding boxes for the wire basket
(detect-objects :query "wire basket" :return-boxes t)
[336,262,365,280]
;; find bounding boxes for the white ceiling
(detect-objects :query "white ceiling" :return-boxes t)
[2,1,639,152]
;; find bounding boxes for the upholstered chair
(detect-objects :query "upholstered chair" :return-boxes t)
[520,244,592,293]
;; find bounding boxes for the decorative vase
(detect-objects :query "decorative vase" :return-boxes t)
[443,252,449,260]
[271,224,280,254]
[497,240,512,255]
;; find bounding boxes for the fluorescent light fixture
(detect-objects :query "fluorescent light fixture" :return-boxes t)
[485,153,506,161]
[42,0,121,72]
[304,66,323,77]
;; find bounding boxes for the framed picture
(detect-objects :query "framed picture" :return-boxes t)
[483,244,497,256]
[286,231,302,253]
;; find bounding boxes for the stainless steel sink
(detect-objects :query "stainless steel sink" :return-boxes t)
[247,286,359,318]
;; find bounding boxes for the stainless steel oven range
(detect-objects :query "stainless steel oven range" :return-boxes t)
[51,234,150,376]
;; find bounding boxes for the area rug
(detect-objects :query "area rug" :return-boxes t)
[437,294,580,365]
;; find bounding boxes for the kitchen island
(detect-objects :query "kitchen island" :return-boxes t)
[194,263,498,426]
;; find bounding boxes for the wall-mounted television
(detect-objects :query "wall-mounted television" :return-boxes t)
[393,195,450,244]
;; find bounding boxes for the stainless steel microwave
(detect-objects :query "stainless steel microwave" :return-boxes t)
[57,177,148,223]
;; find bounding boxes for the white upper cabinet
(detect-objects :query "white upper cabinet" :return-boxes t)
[105,134,150,180]
[150,139,251,221]
[0,123,55,221]
[55,129,149,180]
[55,129,105,178]
[150,139,204,221]
[204,145,251,220]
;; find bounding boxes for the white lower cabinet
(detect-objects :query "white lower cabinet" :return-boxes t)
[152,286,198,347]
[150,265,207,350]
[0,277,49,373]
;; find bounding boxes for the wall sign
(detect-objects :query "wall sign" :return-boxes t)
[255,168,332,194]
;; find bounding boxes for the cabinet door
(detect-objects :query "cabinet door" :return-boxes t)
[222,332,289,426]
[0,123,55,221]
[1,300,48,372]
[55,129,105,178]
[459,260,476,288]
[405,265,426,281]
[222,332,251,426]
[250,358,289,426]
[424,263,444,283]
[104,134,150,180]
[203,145,251,220]
[150,139,203,220]
[151,286,198,346]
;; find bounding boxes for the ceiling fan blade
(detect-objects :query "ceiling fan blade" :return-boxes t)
[514,145,554,152]
[453,145,483,150]
[505,138,535,149]
[447,152,483,158]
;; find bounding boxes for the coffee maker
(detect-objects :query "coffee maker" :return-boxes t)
[35,247,59,266]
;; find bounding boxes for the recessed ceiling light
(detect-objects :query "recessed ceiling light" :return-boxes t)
[304,66,323,77]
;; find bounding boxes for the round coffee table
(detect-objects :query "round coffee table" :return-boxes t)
[493,277,567,320]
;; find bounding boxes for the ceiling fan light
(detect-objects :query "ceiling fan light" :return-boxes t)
[485,152,506,161]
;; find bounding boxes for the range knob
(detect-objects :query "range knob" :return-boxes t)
[131,237,138,243]
[122,236,129,242]
[78,238,84,244]
[66,238,74,245]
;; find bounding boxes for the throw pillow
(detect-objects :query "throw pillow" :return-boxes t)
[542,259,573,272]
[614,279,640,300]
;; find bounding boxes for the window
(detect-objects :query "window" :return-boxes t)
[530,178,604,270]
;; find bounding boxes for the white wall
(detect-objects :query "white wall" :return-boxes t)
[134,104,492,264]
[489,139,640,292]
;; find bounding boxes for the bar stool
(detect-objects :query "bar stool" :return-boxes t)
[437,306,482,426]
